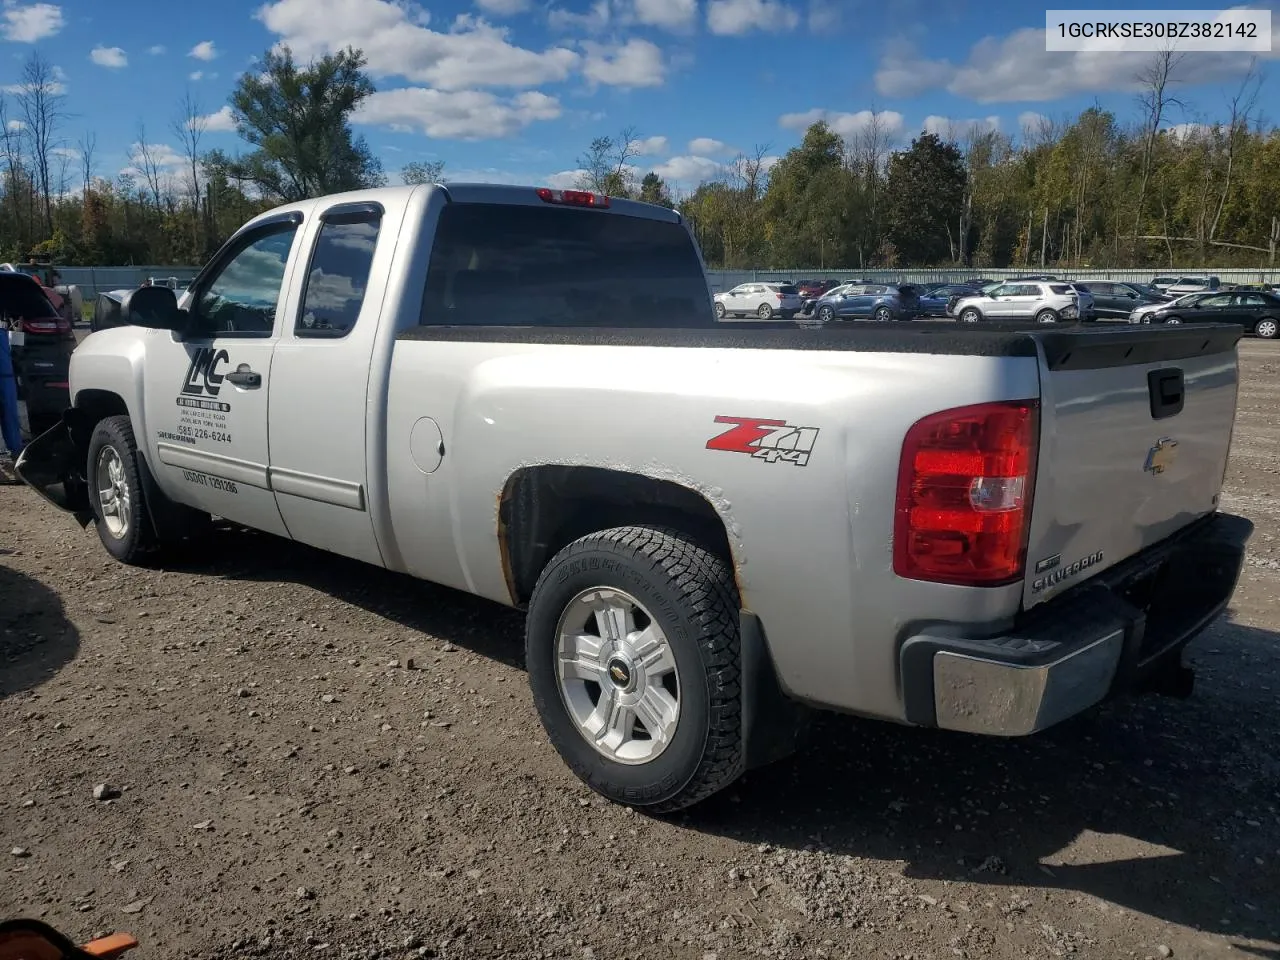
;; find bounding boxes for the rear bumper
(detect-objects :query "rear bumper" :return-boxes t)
[899,511,1253,736]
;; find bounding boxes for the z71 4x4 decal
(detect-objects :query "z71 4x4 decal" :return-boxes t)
[706,415,820,466]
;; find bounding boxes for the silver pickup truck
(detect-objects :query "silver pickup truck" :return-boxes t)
[16,183,1253,812]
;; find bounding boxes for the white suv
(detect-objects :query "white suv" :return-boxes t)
[714,282,804,320]
[950,281,1093,323]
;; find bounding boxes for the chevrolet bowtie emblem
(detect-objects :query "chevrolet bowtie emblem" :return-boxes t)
[1144,438,1179,475]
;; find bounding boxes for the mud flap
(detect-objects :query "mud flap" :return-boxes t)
[13,416,93,526]
[741,610,812,771]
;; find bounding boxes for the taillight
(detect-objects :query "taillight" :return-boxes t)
[536,187,609,208]
[893,400,1039,587]
[20,317,73,338]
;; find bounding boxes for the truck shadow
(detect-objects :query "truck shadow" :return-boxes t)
[165,527,1279,955]
[0,561,81,699]
[682,613,1280,958]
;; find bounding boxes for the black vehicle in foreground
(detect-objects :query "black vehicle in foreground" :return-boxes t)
[1139,289,1280,339]
[0,271,74,437]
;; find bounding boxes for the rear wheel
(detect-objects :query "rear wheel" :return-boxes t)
[1035,309,1059,324]
[1164,316,1182,325]
[756,303,774,320]
[87,415,156,565]
[526,526,744,813]
[1255,318,1278,339]
[874,306,893,322]
[714,302,725,319]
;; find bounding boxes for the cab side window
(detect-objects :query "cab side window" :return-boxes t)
[295,209,383,339]
[194,223,299,337]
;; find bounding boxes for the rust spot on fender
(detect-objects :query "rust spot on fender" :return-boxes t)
[495,486,520,608]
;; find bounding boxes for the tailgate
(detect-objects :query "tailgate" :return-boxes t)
[1022,324,1241,610]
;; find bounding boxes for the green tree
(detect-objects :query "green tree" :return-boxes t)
[223,45,385,203]
[402,160,446,185]
[884,133,967,264]
[638,171,674,208]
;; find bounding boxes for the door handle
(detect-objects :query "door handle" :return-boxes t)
[224,368,261,388]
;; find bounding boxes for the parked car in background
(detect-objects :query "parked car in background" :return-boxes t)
[1150,275,1180,292]
[1135,290,1280,338]
[1166,275,1220,295]
[713,281,803,320]
[917,283,985,317]
[1123,281,1172,301]
[0,270,74,437]
[795,279,838,299]
[1127,291,1212,324]
[1073,279,1167,321]
[809,284,926,323]
[1226,282,1274,293]
[949,280,1092,323]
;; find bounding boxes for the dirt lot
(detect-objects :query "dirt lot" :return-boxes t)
[2,342,1279,960]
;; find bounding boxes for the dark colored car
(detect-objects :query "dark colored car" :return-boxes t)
[1,271,74,437]
[917,283,985,317]
[810,284,924,323]
[1073,280,1168,321]
[1140,289,1280,339]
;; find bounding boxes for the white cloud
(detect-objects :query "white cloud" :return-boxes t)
[688,136,730,155]
[760,155,781,172]
[707,0,799,35]
[581,37,665,88]
[51,145,77,158]
[628,0,697,30]
[148,44,165,54]
[121,142,187,179]
[196,104,237,132]
[475,0,530,13]
[652,154,726,185]
[6,119,23,131]
[629,135,668,155]
[89,45,127,68]
[1018,110,1048,130]
[354,87,560,139]
[258,0,580,90]
[545,169,586,189]
[807,0,839,31]
[922,115,1000,139]
[189,71,203,80]
[1166,121,1211,140]
[548,0,610,31]
[875,15,1280,102]
[1,64,66,96]
[1,2,64,42]
[778,107,906,142]
[188,40,218,61]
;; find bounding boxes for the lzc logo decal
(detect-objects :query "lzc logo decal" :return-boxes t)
[182,347,229,397]
[706,415,820,466]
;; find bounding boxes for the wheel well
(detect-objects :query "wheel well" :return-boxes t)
[498,465,736,608]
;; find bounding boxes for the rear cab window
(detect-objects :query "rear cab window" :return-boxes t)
[776,284,799,295]
[1049,284,1073,295]
[419,202,716,330]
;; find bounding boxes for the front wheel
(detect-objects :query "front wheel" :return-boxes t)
[86,415,157,565]
[959,308,981,323]
[1255,318,1277,339]
[817,305,834,323]
[526,526,744,813]
[714,302,726,320]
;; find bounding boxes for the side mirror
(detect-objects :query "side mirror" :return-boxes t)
[120,285,186,333]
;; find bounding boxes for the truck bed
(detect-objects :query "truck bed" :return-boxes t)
[396,319,1243,365]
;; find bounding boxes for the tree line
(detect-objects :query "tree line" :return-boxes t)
[2,45,1277,271]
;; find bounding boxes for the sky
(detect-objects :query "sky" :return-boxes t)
[2,0,1280,197]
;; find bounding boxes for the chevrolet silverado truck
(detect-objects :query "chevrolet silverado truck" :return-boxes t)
[15,183,1254,812]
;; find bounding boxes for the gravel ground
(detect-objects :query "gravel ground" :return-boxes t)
[2,341,1279,960]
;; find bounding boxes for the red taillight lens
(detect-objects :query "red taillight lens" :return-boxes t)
[893,400,1039,587]
[536,187,609,208]
[19,317,72,338]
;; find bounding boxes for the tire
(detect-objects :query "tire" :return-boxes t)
[817,305,834,323]
[1164,316,1182,325]
[756,303,774,320]
[86,415,157,565]
[1035,309,1059,324]
[959,307,982,323]
[526,525,744,813]
[874,306,893,322]
[1255,318,1278,339]
[714,302,725,320]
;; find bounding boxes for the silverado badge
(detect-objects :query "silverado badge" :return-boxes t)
[1144,438,1179,476]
